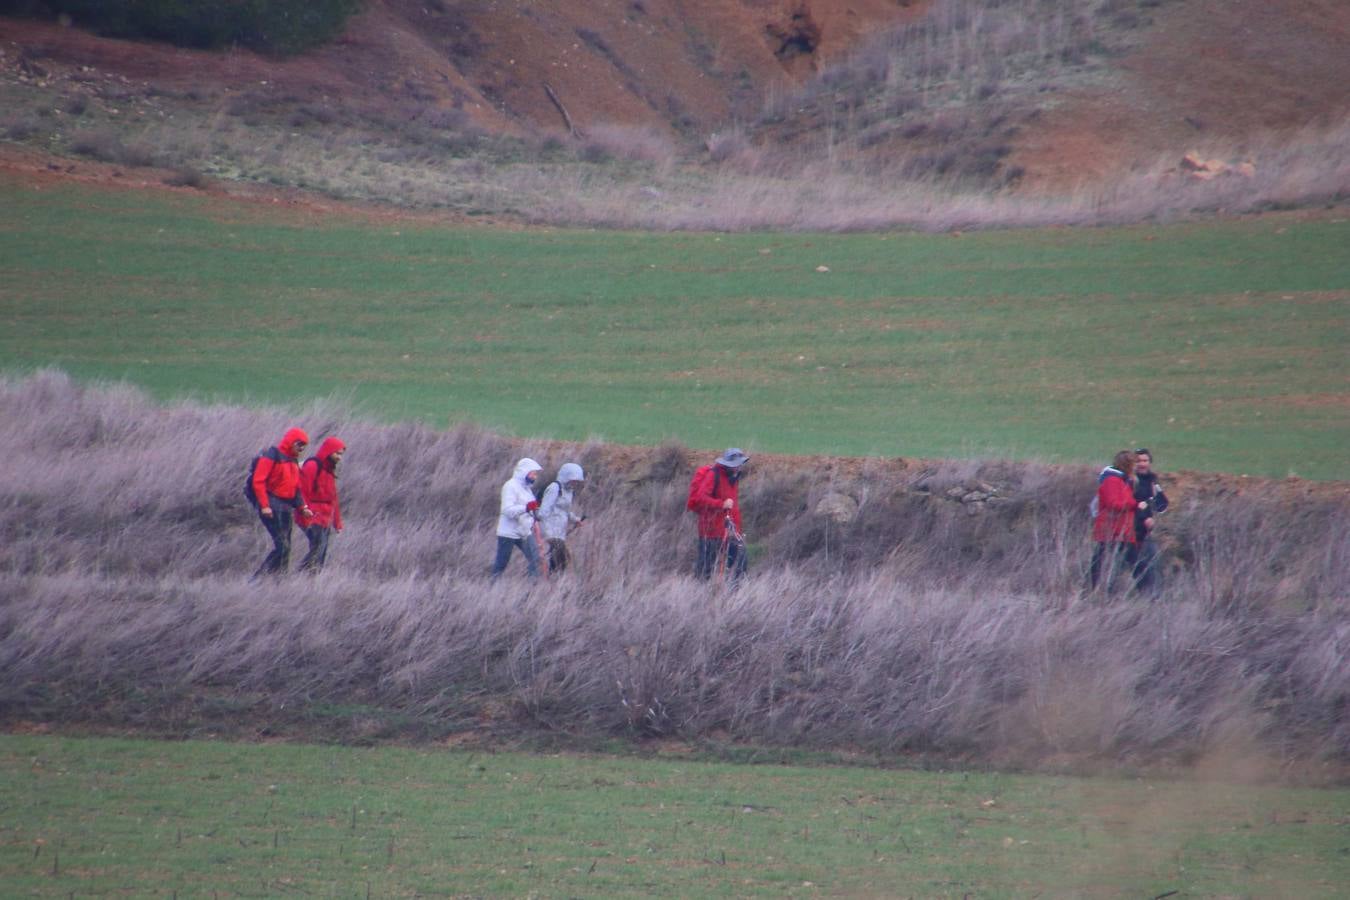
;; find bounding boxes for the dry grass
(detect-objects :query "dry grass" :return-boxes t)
[1,371,1346,768]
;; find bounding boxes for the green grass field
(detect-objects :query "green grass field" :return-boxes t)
[2,734,1347,897]
[2,177,1347,477]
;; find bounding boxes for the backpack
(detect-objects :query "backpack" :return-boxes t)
[685,465,722,512]
[243,446,286,507]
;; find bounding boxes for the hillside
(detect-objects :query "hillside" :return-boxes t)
[0,0,925,136]
[1,1,1347,225]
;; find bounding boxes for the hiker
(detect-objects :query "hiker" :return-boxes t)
[1089,449,1147,591]
[539,462,586,574]
[687,448,750,581]
[492,457,543,578]
[1131,447,1170,594]
[297,436,346,573]
[248,427,313,577]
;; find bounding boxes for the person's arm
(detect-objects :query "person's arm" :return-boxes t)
[296,459,318,520]
[502,482,532,519]
[539,483,560,519]
[1153,486,1170,515]
[333,490,342,532]
[693,469,733,511]
[252,454,276,513]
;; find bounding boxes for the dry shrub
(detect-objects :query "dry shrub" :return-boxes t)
[581,123,677,168]
[163,167,209,189]
[0,371,1346,768]
[68,128,159,168]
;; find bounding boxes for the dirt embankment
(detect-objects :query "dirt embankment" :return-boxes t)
[1011,0,1350,186]
[0,0,923,137]
[4,0,1348,190]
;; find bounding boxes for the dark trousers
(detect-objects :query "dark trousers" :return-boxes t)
[1090,541,1140,592]
[695,536,746,582]
[254,506,294,577]
[1132,536,1162,595]
[299,525,332,573]
[547,538,570,574]
[492,535,539,578]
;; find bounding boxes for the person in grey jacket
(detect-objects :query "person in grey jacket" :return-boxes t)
[539,463,585,573]
[492,457,542,578]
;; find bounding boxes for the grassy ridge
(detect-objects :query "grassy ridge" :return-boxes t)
[2,178,1347,476]
[3,734,1348,896]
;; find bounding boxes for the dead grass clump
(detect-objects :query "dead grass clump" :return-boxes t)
[581,123,677,168]
[68,129,157,167]
[0,372,1345,768]
[163,167,209,189]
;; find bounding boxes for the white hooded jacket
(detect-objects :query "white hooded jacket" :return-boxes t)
[539,462,584,540]
[496,457,542,540]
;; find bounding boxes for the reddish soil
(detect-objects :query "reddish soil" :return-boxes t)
[1013,0,1350,186]
[0,0,926,136]
[3,0,1345,184]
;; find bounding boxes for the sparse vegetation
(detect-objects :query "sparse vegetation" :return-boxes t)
[755,0,1134,185]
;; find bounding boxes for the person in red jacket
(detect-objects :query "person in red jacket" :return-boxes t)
[688,448,750,581]
[297,436,345,573]
[1089,449,1147,590]
[250,427,312,577]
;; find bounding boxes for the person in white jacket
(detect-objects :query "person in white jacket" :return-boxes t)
[492,457,542,578]
[539,462,585,573]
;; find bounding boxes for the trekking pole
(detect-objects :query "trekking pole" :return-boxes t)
[715,511,734,583]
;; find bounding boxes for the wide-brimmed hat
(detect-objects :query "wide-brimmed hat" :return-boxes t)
[715,448,750,468]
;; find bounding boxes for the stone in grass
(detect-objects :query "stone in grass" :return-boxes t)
[814,492,858,524]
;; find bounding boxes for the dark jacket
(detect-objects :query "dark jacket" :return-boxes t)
[299,436,345,531]
[1133,471,1169,541]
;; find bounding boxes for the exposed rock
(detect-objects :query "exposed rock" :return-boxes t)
[814,491,858,524]
[1179,151,1255,180]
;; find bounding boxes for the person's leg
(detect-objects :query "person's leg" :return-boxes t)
[255,507,291,576]
[255,510,281,576]
[1089,542,1106,588]
[315,526,330,569]
[275,507,293,571]
[695,537,717,579]
[726,540,747,584]
[548,538,568,573]
[1133,538,1158,595]
[299,525,329,572]
[491,536,515,578]
[520,535,540,578]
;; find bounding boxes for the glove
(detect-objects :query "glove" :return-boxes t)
[526,500,539,513]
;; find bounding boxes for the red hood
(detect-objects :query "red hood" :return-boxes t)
[277,427,309,459]
[315,436,346,468]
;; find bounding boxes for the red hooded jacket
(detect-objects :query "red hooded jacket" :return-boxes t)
[1093,469,1138,543]
[298,437,345,531]
[690,464,743,539]
[251,427,309,510]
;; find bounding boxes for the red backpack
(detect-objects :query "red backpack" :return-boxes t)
[685,465,721,511]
